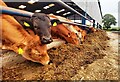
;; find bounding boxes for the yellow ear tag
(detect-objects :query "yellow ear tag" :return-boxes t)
[18,48,24,55]
[24,22,30,27]
[53,22,57,26]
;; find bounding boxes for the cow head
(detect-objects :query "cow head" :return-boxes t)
[51,24,79,45]
[2,37,50,65]
[14,13,53,44]
[22,39,50,65]
[31,13,53,44]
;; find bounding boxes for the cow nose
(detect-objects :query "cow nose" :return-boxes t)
[41,37,53,44]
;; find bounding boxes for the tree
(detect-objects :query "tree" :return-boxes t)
[102,14,117,29]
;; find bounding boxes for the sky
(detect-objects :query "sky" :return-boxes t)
[99,0,119,27]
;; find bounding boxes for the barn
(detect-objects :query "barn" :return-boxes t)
[4,0,102,28]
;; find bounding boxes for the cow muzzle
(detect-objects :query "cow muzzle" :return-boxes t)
[41,36,53,44]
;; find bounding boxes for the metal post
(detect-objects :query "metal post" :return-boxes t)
[97,23,99,28]
[93,20,95,27]
[82,13,86,25]
[99,25,102,29]
[74,14,75,22]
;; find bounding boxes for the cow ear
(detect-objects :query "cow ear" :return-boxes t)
[23,21,30,27]
[51,19,61,26]
[53,22,57,26]
[21,20,33,28]
[14,15,33,27]
[23,19,33,27]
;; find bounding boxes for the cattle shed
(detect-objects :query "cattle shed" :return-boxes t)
[4,0,102,28]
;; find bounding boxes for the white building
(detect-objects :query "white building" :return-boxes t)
[72,0,102,26]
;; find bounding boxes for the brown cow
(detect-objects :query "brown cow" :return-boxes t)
[49,14,86,44]
[51,24,79,45]
[1,0,49,65]
[49,14,96,44]
[14,13,53,44]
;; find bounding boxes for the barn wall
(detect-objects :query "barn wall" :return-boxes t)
[71,0,102,25]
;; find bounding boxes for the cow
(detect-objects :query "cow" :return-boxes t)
[0,0,50,65]
[14,13,53,44]
[51,24,79,45]
[49,14,85,44]
[49,14,96,44]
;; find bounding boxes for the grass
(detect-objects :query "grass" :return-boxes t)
[103,27,120,31]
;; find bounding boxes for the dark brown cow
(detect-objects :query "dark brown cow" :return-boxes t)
[14,13,53,44]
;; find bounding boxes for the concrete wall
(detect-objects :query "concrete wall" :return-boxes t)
[71,0,102,25]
